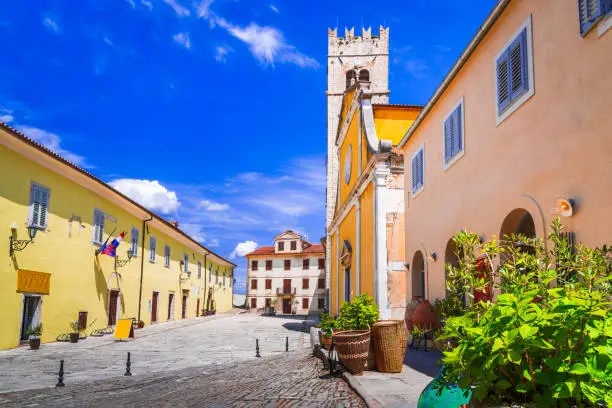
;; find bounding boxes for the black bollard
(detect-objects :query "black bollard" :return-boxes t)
[285,336,289,352]
[124,352,132,376]
[255,339,261,358]
[56,360,65,387]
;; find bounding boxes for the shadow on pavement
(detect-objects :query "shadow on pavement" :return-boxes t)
[403,348,442,378]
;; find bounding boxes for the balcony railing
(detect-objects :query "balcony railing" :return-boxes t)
[276,287,296,295]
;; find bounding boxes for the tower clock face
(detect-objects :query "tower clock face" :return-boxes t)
[344,144,352,184]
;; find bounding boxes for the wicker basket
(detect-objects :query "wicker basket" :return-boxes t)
[332,330,371,375]
[372,320,408,373]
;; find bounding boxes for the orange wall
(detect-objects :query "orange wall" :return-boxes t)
[360,182,375,297]
[403,0,612,301]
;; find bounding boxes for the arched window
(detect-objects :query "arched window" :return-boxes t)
[359,69,370,82]
[345,70,356,88]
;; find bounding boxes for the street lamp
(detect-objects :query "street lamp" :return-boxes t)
[9,225,38,256]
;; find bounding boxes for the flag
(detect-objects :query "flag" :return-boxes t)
[99,232,125,258]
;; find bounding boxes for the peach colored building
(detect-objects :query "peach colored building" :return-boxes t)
[400,0,611,302]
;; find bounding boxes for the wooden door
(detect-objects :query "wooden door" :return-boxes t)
[282,298,291,314]
[151,292,158,322]
[283,279,291,294]
[182,295,188,319]
[108,290,119,326]
[168,293,174,320]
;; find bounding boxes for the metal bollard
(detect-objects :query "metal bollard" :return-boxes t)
[255,339,261,358]
[124,352,132,376]
[285,336,289,352]
[56,360,65,387]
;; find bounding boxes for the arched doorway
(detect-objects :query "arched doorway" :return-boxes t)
[444,238,459,298]
[411,251,425,299]
[500,208,536,239]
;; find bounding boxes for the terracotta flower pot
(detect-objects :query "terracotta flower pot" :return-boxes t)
[29,337,41,350]
[411,300,439,330]
[69,333,79,343]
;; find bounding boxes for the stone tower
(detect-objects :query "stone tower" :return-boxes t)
[325,26,389,294]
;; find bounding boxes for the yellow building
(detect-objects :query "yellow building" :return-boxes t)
[0,123,235,350]
[328,81,421,319]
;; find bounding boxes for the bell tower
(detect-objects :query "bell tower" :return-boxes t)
[325,26,390,295]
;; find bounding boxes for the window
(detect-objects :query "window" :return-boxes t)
[303,298,309,309]
[318,259,325,270]
[149,236,156,262]
[130,227,139,257]
[318,297,325,309]
[251,279,258,290]
[278,241,284,251]
[265,279,272,289]
[444,100,464,167]
[197,262,202,279]
[251,260,258,271]
[183,254,189,273]
[303,259,310,270]
[164,245,170,267]
[251,298,257,308]
[579,0,610,35]
[92,209,105,245]
[284,260,291,271]
[208,265,212,282]
[215,269,219,284]
[265,298,271,308]
[223,272,226,286]
[346,70,356,88]
[290,241,297,251]
[359,69,369,82]
[302,278,309,289]
[266,260,272,270]
[495,17,534,124]
[28,183,50,229]
[411,147,424,195]
[318,278,325,289]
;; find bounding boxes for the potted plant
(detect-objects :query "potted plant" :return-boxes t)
[27,324,42,350]
[69,321,80,343]
[318,312,337,350]
[136,320,145,329]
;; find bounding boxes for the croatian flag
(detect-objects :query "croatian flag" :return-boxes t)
[99,232,125,257]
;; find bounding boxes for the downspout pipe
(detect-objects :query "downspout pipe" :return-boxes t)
[137,215,154,322]
[203,250,209,313]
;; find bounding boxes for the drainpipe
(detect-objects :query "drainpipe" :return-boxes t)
[137,215,154,322]
[203,250,209,312]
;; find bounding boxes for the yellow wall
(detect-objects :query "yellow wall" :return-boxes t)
[337,206,357,309]
[359,182,375,297]
[373,106,420,146]
[338,113,360,207]
[330,231,338,315]
[0,137,233,350]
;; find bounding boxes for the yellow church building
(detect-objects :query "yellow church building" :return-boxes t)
[328,81,421,319]
[0,122,235,350]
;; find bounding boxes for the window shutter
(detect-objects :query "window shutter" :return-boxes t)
[38,188,49,228]
[417,149,424,189]
[443,117,452,162]
[93,210,104,243]
[509,30,528,101]
[150,237,156,261]
[131,227,139,257]
[496,50,510,112]
[579,0,605,34]
[453,105,463,156]
[411,154,418,192]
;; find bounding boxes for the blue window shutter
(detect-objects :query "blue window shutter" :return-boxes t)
[509,30,528,101]
[579,0,604,35]
[454,105,463,156]
[444,116,452,162]
[411,155,418,192]
[496,50,511,112]
[419,149,424,187]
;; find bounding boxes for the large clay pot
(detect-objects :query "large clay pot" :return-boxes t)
[411,300,439,330]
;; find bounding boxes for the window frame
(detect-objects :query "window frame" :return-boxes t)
[164,245,171,268]
[265,279,272,290]
[495,15,534,126]
[251,260,258,271]
[250,297,257,308]
[251,279,257,290]
[302,298,309,309]
[318,258,325,270]
[284,260,291,271]
[265,260,272,271]
[442,97,465,170]
[92,208,105,245]
[149,236,156,263]
[278,241,284,251]
[303,259,310,270]
[302,278,309,290]
[197,262,202,279]
[130,227,139,257]
[578,0,610,36]
[411,145,425,198]
[290,240,297,251]
[183,253,189,273]
[28,182,51,230]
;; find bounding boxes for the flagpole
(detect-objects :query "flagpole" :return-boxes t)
[96,226,118,255]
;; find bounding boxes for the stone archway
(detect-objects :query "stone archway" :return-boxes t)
[411,251,425,299]
[500,208,536,239]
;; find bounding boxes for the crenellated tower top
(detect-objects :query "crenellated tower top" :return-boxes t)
[328,26,389,55]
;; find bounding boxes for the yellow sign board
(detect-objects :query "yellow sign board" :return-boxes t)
[17,270,51,294]
[114,319,134,340]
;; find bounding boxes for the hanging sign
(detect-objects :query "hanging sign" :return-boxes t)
[114,319,134,340]
[17,270,51,294]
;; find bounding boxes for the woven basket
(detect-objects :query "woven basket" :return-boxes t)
[332,330,371,375]
[373,320,408,373]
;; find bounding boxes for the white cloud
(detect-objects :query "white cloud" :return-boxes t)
[125,0,136,8]
[163,0,190,16]
[43,17,59,33]
[269,4,279,13]
[214,45,231,63]
[198,199,229,212]
[173,32,192,49]
[109,179,180,214]
[230,240,258,259]
[0,108,14,123]
[17,125,92,168]
[404,59,429,79]
[196,0,214,18]
[208,238,220,248]
[141,0,153,10]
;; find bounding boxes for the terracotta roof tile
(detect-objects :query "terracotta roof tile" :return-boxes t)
[246,244,324,256]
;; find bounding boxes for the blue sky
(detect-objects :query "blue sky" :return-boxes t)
[0,0,496,292]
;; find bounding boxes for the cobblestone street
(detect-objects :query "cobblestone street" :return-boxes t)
[0,313,365,407]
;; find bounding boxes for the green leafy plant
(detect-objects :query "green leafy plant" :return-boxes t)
[70,320,80,333]
[336,294,380,330]
[438,218,612,407]
[26,323,42,338]
[318,312,337,336]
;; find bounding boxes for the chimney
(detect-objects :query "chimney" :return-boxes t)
[170,221,179,228]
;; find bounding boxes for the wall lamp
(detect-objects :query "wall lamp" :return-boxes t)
[116,250,134,268]
[9,224,38,256]
[552,198,575,217]
[428,251,437,262]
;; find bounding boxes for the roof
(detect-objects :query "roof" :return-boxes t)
[373,103,424,109]
[0,121,236,268]
[246,244,325,256]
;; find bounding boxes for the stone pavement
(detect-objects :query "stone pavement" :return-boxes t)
[342,349,441,408]
[0,349,366,407]
[0,312,312,393]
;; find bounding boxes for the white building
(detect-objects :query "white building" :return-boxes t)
[245,231,326,315]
